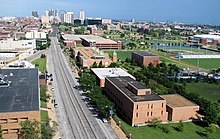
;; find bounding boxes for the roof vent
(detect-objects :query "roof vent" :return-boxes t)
[10,73,14,76]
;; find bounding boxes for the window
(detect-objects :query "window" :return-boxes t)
[20,117,28,122]
[2,129,8,134]
[0,119,7,124]
[162,103,164,108]
[136,113,138,117]
[161,110,163,115]
[147,112,149,116]
[136,105,138,110]
[151,112,153,116]
[8,118,18,123]
[10,129,19,133]
[151,104,153,109]
[148,104,150,109]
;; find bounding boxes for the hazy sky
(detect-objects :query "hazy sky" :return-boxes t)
[0,0,219,24]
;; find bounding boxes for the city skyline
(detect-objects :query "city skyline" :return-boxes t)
[0,0,220,24]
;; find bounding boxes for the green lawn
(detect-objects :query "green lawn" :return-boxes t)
[32,58,47,72]
[41,110,49,122]
[186,82,220,104]
[41,101,47,108]
[105,50,132,61]
[58,25,70,31]
[115,116,220,139]
[181,59,220,70]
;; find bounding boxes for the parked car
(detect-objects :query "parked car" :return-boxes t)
[102,118,108,123]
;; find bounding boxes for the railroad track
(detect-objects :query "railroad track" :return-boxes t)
[51,37,98,139]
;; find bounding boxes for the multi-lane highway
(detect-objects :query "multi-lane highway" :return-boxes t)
[48,27,118,139]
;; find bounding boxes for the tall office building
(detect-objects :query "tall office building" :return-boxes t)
[32,11,39,18]
[79,10,85,24]
[45,11,49,16]
[61,12,74,24]
[49,9,54,16]
[55,9,59,17]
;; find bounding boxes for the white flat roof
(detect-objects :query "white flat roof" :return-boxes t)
[91,68,136,80]
[62,34,81,41]
[194,34,220,40]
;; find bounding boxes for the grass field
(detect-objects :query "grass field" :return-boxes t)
[41,110,49,121]
[115,116,220,139]
[105,50,132,60]
[58,25,70,31]
[153,46,218,55]
[32,58,47,72]
[181,59,220,70]
[186,82,220,104]
[41,101,47,108]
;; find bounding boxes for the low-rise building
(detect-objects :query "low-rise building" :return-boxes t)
[0,68,40,139]
[25,31,47,40]
[189,34,220,45]
[73,47,112,68]
[91,68,135,87]
[61,34,82,47]
[79,35,121,49]
[160,94,199,122]
[105,76,168,126]
[132,52,160,67]
[0,38,36,51]
[107,23,121,31]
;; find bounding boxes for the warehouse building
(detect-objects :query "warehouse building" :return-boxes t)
[0,68,40,139]
[160,94,199,122]
[105,76,168,126]
[132,52,160,67]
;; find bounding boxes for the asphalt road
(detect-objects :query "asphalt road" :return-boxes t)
[48,27,118,139]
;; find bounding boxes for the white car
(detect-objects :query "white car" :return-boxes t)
[102,118,108,123]
[51,87,55,91]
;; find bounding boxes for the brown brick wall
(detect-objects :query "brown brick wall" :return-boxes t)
[168,106,199,122]
[105,78,167,126]
[0,111,40,139]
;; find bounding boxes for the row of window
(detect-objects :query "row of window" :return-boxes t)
[0,117,28,124]
[136,103,164,110]
[136,110,164,118]
[2,129,20,134]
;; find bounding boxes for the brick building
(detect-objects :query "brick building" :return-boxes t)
[132,52,160,67]
[79,35,122,49]
[61,34,82,47]
[0,68,40,139]
[189,34,220,45]
[73,47,112,68]
[160,94,199,122]
[105,76,167,126]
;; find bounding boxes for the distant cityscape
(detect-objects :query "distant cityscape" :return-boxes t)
[0,5,220,139]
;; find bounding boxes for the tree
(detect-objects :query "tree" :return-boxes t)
[203,124,216,137]
[20,120,41,139]
[149,117,162,128]
[176,120,184,132]
[41,123,53,139]
[0,125,3,139]
[120,33,125,38]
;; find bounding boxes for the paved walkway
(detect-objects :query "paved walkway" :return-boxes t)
[46,57,61,139]
[109,118,128,139]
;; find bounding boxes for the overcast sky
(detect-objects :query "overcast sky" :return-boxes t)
[0,0,219,24]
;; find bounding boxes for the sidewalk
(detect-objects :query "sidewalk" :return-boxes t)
[109,118,128,139]
[46,56,61,139]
